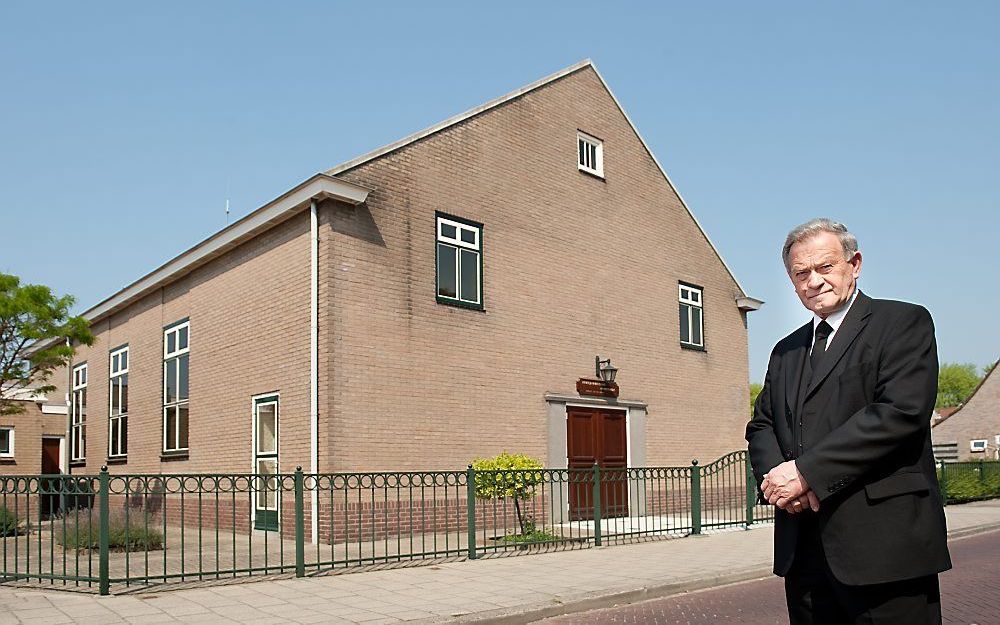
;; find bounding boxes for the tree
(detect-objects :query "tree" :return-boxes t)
[936,362,981,409]
[471,452,543,536]
[749,382,763,416]
[0,273,93,416]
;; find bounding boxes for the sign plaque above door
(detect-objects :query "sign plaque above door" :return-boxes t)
[576,377,619,398]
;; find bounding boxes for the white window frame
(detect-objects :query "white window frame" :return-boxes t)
[970,439,988,453]
[163,321,190,453]
[0,427,13,458]
[71,363,87,461]
[577,131,604,178]
[679,284,705,348]
[436,215,482,307]
[108,345,129,458]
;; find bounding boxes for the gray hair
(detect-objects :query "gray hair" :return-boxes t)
[782,218,859,271]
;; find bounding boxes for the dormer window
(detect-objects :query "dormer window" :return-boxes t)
[578,132,604,178]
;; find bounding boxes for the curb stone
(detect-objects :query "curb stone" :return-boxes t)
[442,522,1000,624]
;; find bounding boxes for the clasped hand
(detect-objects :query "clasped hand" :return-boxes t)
[761,460,820,514]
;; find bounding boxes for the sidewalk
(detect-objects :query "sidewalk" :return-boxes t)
[1,500,998,625]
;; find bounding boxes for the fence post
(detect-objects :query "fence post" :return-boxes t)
[466,465,477,560]
[938,460,948,506]
[980,460,986,485]
[98,466,110,595]
[592,463,602,547]
[691,460,701,535]
[294,467,305,578]
[745,458,755,529]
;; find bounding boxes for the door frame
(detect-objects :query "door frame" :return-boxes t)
[40,435,65,517]
[250,392,280,532]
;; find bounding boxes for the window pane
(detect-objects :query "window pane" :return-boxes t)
[121,351,127,370]
[111,377,120,413]
[178,354,189,400]
[460,249,479,303]
[178,326,188,350]
[167,332,176,354]
[257,459,278,509]
[579,139,585,166]
[440,223,457,239]
[120,374,128,414]
[692,307,703,345]
[437,243,457,298]
[460,228,475,245]
[679,303,690,343]
[165,360,177,404]
[121,416,127,455]
[110,419,119,456]
[256,404,277,455]
[0,430,9,454]
[165,407,176,450]
[178,404,189,449]
[80,389,87,417]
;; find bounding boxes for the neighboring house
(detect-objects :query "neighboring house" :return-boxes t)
[22,60,761,534]
[0,389,68,479]
[932,362,1000,462]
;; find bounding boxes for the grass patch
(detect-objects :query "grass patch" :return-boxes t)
[56,509,164,551]
[0,505,27,537]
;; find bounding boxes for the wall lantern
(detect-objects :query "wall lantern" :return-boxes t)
[595,356,618,384]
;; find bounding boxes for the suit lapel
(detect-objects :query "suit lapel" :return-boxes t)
[784,321,812,423]
[804,291,873,400]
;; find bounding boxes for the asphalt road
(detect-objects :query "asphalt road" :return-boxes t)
[537,529,1000,624]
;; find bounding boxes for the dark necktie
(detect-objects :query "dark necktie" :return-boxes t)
[810,320,834,372]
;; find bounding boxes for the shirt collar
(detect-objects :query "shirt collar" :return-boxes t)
[813,286,859,335]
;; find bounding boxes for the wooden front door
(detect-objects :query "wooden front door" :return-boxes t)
[41,437,62,516]
[567,407,628,520]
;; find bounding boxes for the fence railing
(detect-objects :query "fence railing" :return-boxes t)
[938,459,1000,504]
[0,450,774,594]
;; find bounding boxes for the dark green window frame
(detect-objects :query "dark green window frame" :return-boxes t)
[435,212,484,311]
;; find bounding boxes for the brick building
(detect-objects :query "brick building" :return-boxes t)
[932,362,1000,461]
[20,60,761,536]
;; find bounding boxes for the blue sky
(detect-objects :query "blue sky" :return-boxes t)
[1,2,997,382]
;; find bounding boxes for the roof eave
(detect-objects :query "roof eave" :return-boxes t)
[25,173,371,357]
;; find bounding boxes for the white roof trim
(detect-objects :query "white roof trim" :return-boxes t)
[326,59,752,299]
[26,173,371,356]
[736,296,765,312]
[326,59,594,176]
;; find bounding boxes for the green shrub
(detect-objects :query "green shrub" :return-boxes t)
[0,505,24,536]
[939,464,1000,503]
[472,452,544,536]
[57,508,163,551]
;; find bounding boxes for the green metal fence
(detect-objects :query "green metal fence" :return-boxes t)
[0,450,774,594]
[938,459,1000,504]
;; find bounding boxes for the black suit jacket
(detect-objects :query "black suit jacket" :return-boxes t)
[746,291,951,585]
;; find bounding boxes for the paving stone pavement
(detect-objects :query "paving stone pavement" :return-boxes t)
[0,500,997,624]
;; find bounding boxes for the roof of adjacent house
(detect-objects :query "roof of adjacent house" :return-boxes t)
[931,361,999,427]
[28,59,759,355]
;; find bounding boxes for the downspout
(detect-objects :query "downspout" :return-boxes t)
[64,338,72,475]
[310,199,319,544]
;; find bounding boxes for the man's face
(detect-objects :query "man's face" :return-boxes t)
[787,231,862,318]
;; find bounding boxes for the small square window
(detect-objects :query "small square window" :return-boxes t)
[578,132,604,178]
[0,427,13,457]
[970,439,988,453]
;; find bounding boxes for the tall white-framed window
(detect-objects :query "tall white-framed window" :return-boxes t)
[970,439,988,453]
[577,131,604,178]
[436,213,483,309]
[163,321,189,453]
[71,363,88,461]
[679,283,704,349]
[0,427,13,458]
[109,345,129,458]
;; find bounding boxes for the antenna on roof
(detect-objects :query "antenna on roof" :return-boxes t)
[225,176,231,225]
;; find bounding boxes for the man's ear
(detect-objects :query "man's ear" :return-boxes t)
[850,252,862,278]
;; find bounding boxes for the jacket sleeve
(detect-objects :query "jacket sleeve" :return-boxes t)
[746,350,786,496]
[795,305,938,502]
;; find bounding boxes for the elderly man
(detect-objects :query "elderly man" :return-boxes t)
[746,218,951,624]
